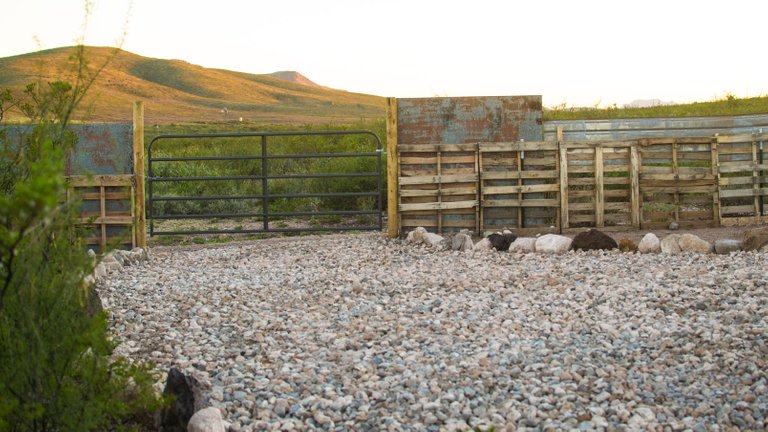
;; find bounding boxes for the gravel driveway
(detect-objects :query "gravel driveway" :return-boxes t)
[100,233,767,431]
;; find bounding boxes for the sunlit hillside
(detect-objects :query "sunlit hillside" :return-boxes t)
[0,46,386,124]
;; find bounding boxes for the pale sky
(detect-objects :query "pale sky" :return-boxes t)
[3,0,766,107]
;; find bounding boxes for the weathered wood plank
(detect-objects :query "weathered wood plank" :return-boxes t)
[479,142,558,152]
[399,200,478,212]
[398,174,478,185]
[483,184,560,195]
[67,175,134,187]
[719,187,768,198]
[482,199,559,208]
[481,171,558,180]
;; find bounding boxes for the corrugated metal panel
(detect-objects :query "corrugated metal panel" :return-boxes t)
[543,114,768,141]
[398,96,543,144]
[4,123,133,175]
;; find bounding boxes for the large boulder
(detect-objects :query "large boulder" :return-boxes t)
[571,229,617,251]
[422,232,444,248]
[743,226,768,251]
[488,232,517,251]
[159,368,208,432]
[714,239,742,254]
[451,233,474,252]
[187,407,225,432]
[535,234,572,254]
[508,237,536,253]
[405,227,444,248]
[660,234,682,254]
[637,233,661,254]
[678,234,713,254]
[406,227,427,243]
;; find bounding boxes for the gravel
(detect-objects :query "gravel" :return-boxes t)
[100,232,768,431]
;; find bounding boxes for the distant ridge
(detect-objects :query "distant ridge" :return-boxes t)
[0,46,385,124]
[268,71,321,88]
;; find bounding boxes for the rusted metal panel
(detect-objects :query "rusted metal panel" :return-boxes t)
[543,114,768,141]
[66,124,133,175]
[3,123,133,175]
[397,96,543,144]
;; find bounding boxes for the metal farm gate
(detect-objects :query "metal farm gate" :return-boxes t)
[147,131,383,236]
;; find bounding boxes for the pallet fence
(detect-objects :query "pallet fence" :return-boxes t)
[390,127,768,237]
[62,101,146,251]
[66,174,136,252]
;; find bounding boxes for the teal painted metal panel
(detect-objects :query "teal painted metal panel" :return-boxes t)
[67,124,133,175]
[2,123,133,175]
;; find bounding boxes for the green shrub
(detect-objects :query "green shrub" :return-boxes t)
[0,47,162,431]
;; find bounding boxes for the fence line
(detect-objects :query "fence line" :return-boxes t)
[394,129,768,236]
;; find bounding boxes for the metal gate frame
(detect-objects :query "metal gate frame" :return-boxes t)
[147,130,383,236]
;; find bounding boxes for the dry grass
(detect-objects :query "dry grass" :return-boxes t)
[0,46,386,124]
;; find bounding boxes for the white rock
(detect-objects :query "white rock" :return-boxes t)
[188,407,225,432]
[93,263,107,280]
[405,227,443,248]
[534,234,572,254]
[660,234,682,254]
[508,237,536,253]
[406,227,427,243]
[474,238,492,250]
[422,232,444,248]
[451,233,474,251]
[678,233,712,254]
[637,233,661,254]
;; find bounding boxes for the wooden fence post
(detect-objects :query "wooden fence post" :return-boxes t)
[630,143,641,228]
[386,98,399,238]
[557,127,569,231]
[711,134,721,226]
[594,145,604,228]
[133,101,147,248]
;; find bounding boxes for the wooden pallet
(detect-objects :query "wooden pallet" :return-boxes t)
[717,132,768,224]
[638,137,718,229]
[479,141,559,234]
[67,175,135,252]
[397,143,479,234]
[561,140,637,230]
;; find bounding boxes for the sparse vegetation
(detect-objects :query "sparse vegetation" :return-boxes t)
[0,46,163,431]
[545,94,768,120]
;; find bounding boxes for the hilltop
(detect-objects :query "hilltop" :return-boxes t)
[0,46,386,124]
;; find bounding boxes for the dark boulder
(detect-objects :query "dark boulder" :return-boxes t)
[160,368,200,432]
[488,232,517,251]
[571,229,618,251]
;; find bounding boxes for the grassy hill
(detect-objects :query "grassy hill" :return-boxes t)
[2,46,766,126]
[0,46,386,125]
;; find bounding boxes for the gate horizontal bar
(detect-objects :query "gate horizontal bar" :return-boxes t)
[150,152,380,162]
[151,172,379,182]
[152,175,266,182]
[152,210,379,220]
[152,191,378,202]
[151,226,379,236]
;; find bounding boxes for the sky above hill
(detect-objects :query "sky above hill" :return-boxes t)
[3,0,766,108]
